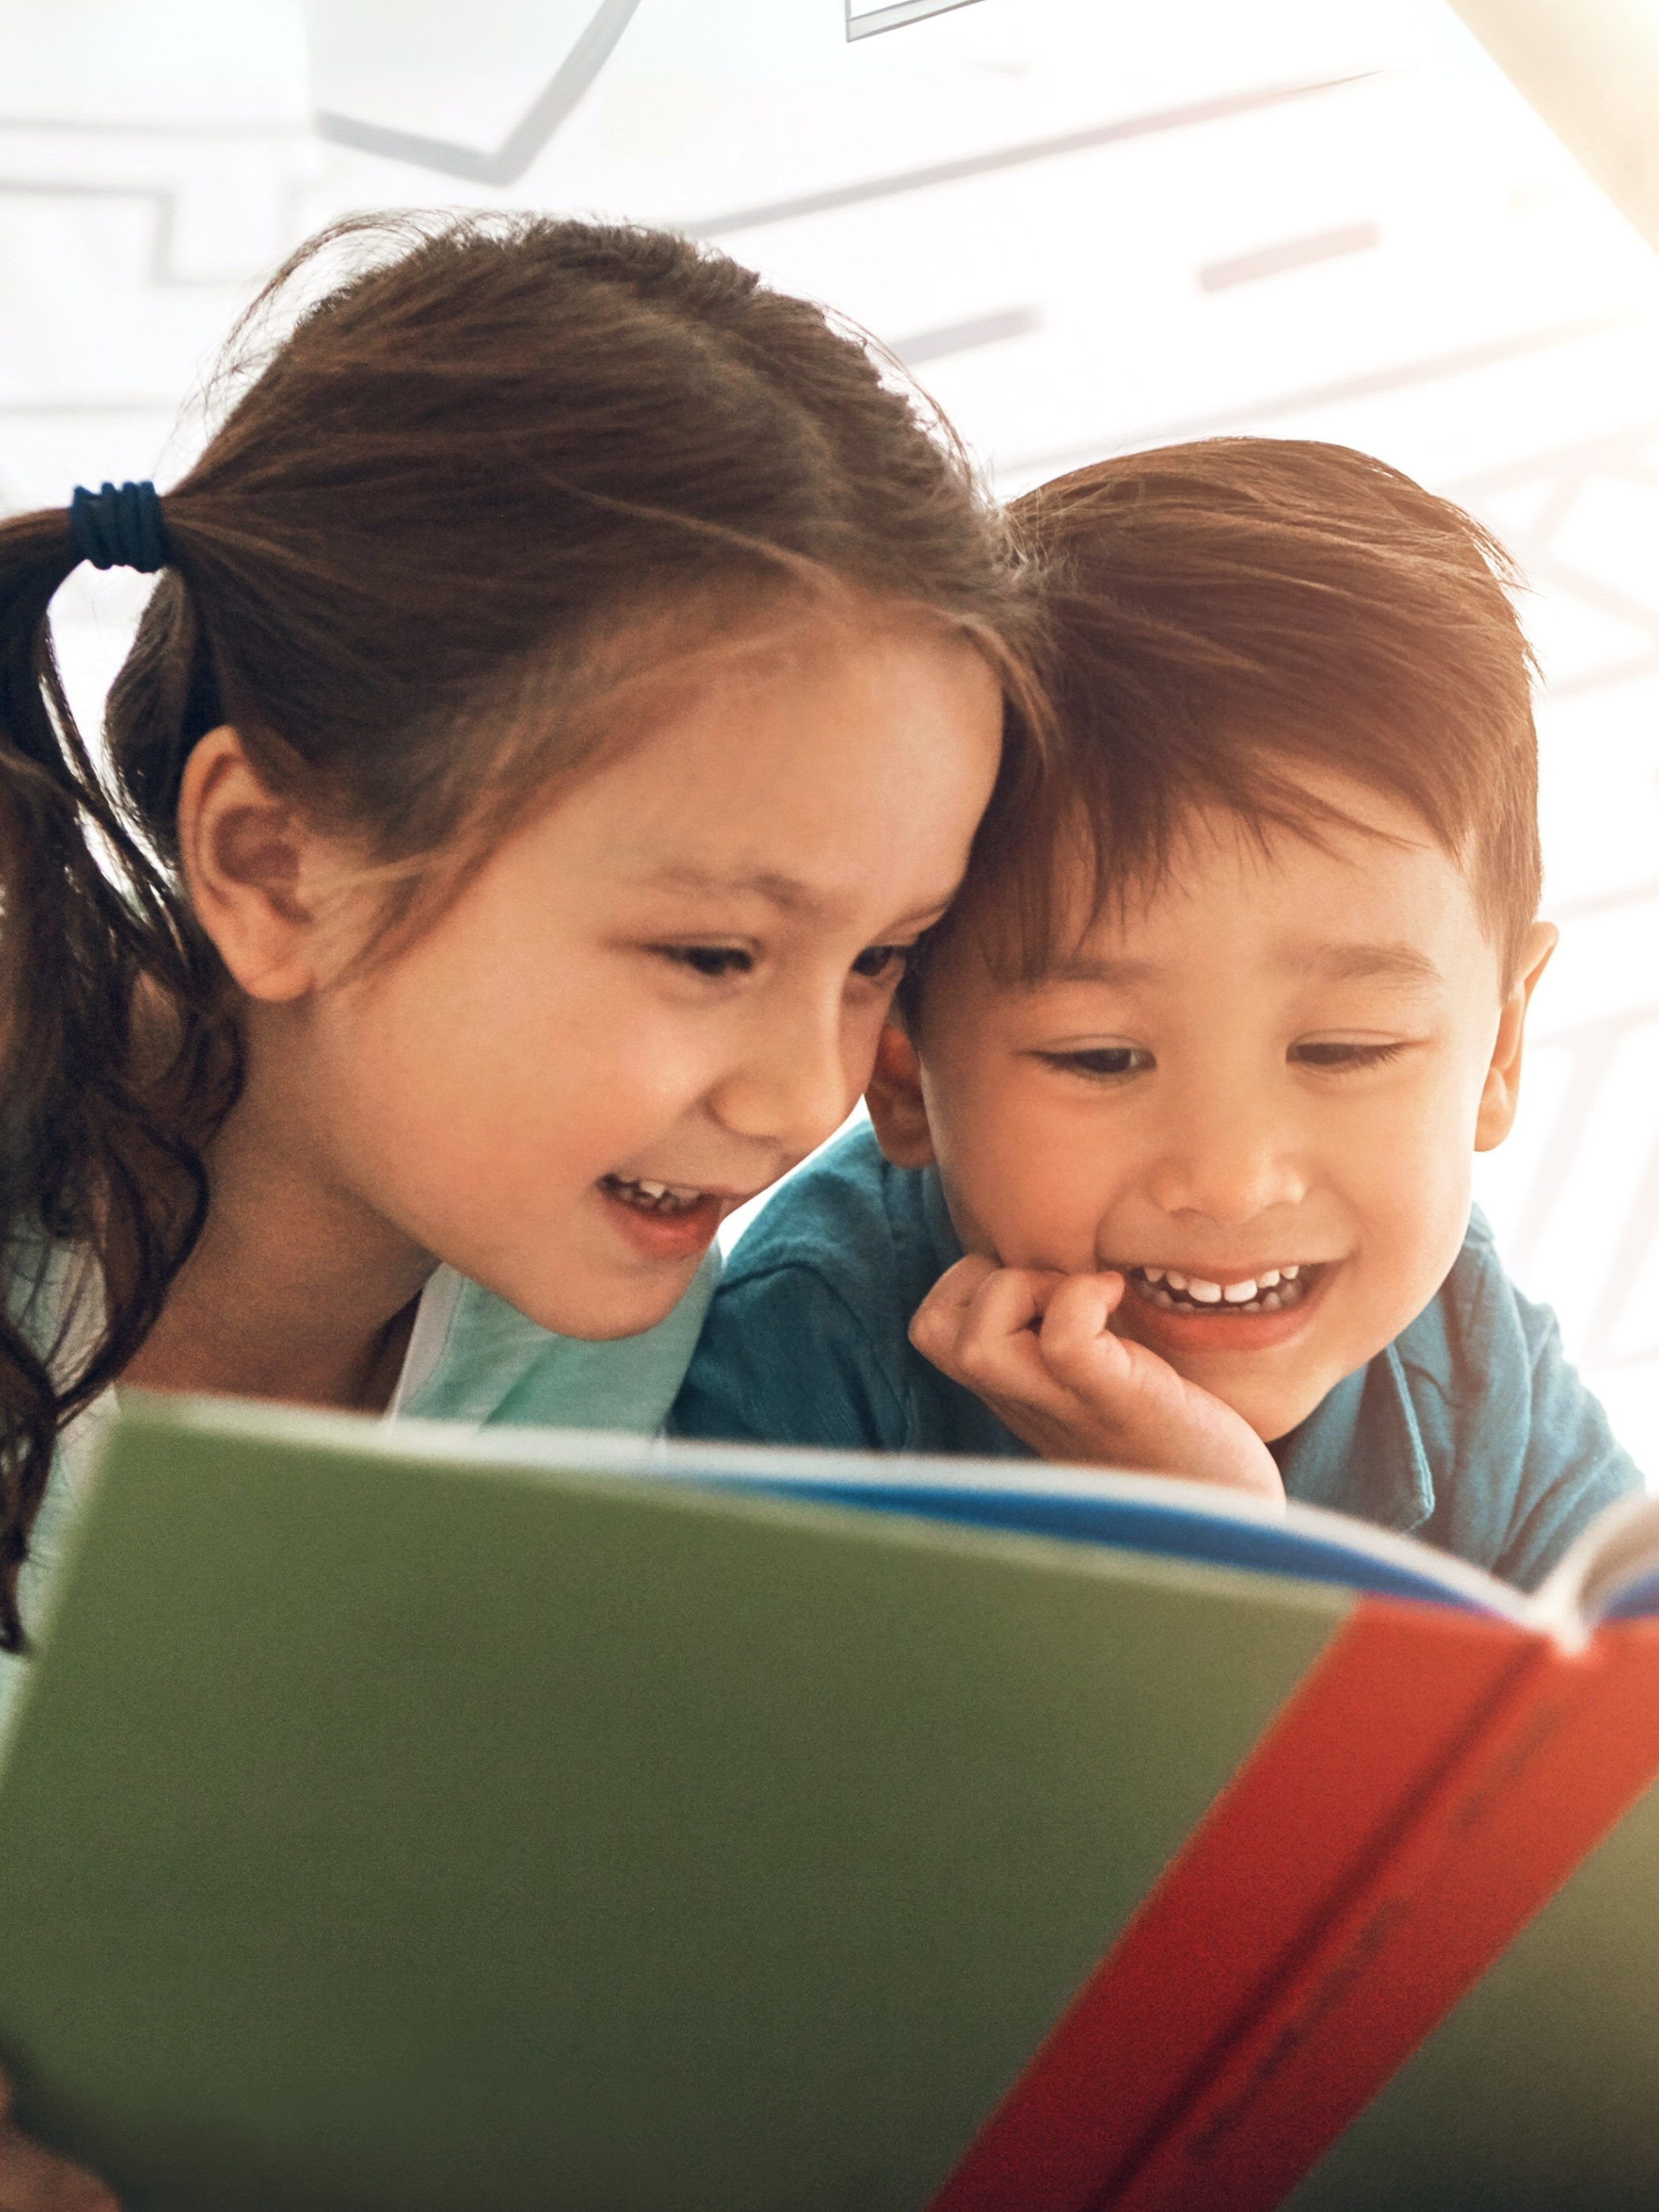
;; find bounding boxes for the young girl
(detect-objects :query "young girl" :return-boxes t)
[0,210,1036,2206]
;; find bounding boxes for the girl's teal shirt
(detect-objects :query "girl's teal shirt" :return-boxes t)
[0,1247,719,1729]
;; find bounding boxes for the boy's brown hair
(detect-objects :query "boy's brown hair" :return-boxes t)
[931,436,1540,1003]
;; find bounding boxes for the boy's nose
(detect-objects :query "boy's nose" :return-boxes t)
[1145,1095,1310,1226]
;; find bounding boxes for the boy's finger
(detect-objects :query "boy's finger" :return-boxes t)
[1020,1270,1073,1321]
[927,1283,1065,1405]
[919,1253,999,1321]
[956,1266,1068,1359]
[1037,1272,1128,1358]
[908,1256,997,1364]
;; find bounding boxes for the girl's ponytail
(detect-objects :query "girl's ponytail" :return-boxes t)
[0,502,236,1650]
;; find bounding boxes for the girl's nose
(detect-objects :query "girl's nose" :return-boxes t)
[709,999,853,1157]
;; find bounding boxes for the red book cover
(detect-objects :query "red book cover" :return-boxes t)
[932,1602,1659,2212]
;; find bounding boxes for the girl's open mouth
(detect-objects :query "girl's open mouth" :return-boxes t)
[597,1173,724,1260]
[600,1174,706,1217]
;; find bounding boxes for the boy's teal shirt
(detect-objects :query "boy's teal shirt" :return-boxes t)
[672,1122,1642,1593]
[0,1248,718,1732]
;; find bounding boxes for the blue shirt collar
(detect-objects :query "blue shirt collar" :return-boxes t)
[1273,1343,1436,1534]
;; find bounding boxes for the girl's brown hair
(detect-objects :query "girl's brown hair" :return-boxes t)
[0,210,1040,1647]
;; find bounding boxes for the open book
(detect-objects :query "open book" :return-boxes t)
[1,1394,1657,2211]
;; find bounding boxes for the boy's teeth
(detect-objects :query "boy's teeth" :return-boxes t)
[1131,1262,1313,1315]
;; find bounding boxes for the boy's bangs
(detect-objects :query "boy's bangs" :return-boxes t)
[955,439,1545,995]
[949,740,1452,995]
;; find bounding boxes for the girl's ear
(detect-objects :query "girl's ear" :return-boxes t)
[866,1021,937,1168]
[1475,920,1558,1151]
[176,725,331,1003]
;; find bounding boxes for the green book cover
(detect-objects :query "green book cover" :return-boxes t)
[2,1394,1658,2210]
[0,1395,1341,2212]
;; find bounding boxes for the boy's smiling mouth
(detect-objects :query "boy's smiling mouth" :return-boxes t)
[1128,1262,1315,1317]
[1115,1259,1335,1356]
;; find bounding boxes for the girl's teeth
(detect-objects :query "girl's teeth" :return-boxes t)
[1222,1278,1257,1304]
[1258,1269,1281,1289]
[1281,1265,1300,1279]
[1143,1266,1165,1284]
[606,1175,702,1214]
[1187,1278,1223,1304]
[1166,1271,1189,1292]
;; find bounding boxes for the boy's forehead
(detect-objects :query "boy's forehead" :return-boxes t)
[959,786,1495,1001]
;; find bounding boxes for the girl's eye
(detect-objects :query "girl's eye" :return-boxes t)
[849,942,909,982]
[1291,1040,1407,1070]
[658,945,754,980]
[1044,1045,1153,1079]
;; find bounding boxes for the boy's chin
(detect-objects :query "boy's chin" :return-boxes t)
[1176,1355,1344,1448]
[1128,1334,1342,1447]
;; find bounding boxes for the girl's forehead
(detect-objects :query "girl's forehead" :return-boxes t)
[472,619,1003,922]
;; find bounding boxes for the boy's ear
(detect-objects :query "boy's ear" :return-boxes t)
[1475,920,1558,1151]
[865,1022,937,1168]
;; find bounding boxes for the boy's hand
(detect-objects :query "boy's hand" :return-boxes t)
[0,2075,118,2211]
[911,1255,1285,1503]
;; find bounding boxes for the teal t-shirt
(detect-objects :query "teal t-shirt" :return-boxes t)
[672,1123,1642,1593]
[0,1249,718,1732]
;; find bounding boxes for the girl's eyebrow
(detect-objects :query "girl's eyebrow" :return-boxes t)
[649,863,819,911]
[646,863,957,934]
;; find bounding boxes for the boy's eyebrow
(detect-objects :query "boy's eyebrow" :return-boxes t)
[1296,941,1446,987]
[1029,944,1446,991]
[1034,955,1161,989]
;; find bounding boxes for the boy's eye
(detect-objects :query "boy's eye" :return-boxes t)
[1291,1040,1407,1070]
[849,942,909,982]
[1043,1046,1153,1079]
[658,944,754,980]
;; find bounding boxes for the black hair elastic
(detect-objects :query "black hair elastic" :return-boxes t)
[68,480,168,574]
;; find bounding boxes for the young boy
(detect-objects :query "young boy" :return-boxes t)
[672,438,1641,1589]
